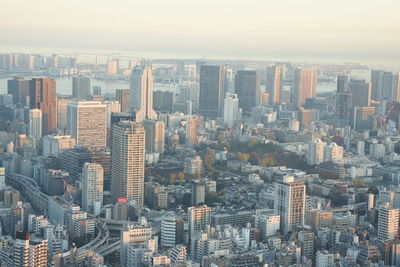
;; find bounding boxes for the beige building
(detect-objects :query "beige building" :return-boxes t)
[293,67,317,107]
[67,101,107,147]
[266,65,283,105]
[378,203,399,242]
[111,121,145,205]
[42,135,76,157]
[57,98,74,132]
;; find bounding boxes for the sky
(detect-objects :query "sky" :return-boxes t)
[1,0,399,67]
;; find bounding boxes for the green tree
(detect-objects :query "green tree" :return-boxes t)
[258,157,276,167]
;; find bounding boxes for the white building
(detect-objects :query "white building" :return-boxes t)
[29,109,42,142]
[223,93,239,128]
[259,215,280,239]
[120,224,152,267]
[307,139,326,165]
[82,163,104,215]
[42,135,76,157]
[324,142,344,163]
[378,203,399,242]
[316,250,335,267]
[357,141,365,156]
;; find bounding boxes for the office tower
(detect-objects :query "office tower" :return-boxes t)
[28,109,42,142]
[57,98,73,132]
[357,141,365,156]
[120,224,152,267]
[199,66,225,119]
[92,86,102,96]
[129,66,157,122]
[336,75,352,120]
[378,204,399,242]
[316,250,335,267]
[161,217,185,248]
[234,70,261,112]
[185,116,199,147]
[72,75,91,99]
[142,119,165,154]
[106,59,118,75]
[7,77,30,105]
[188,205,211,259]
[192,183,205,205]
[223,93,239,128]
[153,91,175,113]
[266,66,283,105]
[307,139,326,165]
[298,106,312,129]
[382,72,400,102]
[174,100,192,115]
[111,121,145,205]
[293,67,317,107]
[353,106,375,131]
[29,78,57,134]
[371,70,384,100]
[82,163,104,215]
[67,101,107,147]
[42,135,76,157]
[42,169,68,196]
[115,89,130,112]
[349,79,371,108]
[274,176,306,234]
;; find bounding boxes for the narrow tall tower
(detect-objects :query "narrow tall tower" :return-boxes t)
[129,66,157,122]
[111,121,145,205]
[82,162,104,215]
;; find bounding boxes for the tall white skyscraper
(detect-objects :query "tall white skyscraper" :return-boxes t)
[223,93,239,128]
[111,121,145,205]
[28,108,42,142]
[82,162,104,215]
[129,66,157,122]
[67,101,107,147]
[378,203,399,242]
[274,176,306,234]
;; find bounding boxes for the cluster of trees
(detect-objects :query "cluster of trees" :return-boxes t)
[235,152,276,167]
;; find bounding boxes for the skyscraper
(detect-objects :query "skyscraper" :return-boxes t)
[115,89,130,112]
[188,205,211,259]
[274,176,306,234]
[57,98,73,132]
[199,65,225,119]
[234,70,261,112]
[28,109,42,142]
[371,70,400,102]
[293,67,317,107]
[335,75,352,120]
[106,59,118,75]
[223,93,239,128]
[129,66,157,122]
[7,77,30,106]
[72,75,91,99]
[29,78,57,134]
[350,79,371,108]
[266,66,283,105]
[353,106,376,132]
[82,162,104,215]
[111,121,145,205]
[307,138,326,165]
[67,101,107,147]
[185,116,199,147]
[142,119,165,154]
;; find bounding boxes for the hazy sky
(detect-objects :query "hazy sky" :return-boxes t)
[1,0,399,64]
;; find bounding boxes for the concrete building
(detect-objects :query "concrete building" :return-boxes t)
[188,206,211,260]
[316,250,335,267]
[129,66,157,122]
[350,79,371,108]
[235,70,261,113]
[57,98,73,132]
[259,214,280,239]
[67,101,107,147]
[307,139,327,165]
[185,116,199,147]
[324,143,344,163]
[274,176,306,234]
[266,65,283,105]
[115,89,130,112]
[199,65,225,119]
[82,163,104,215]
[72,75,91,99]
[7,77,30,106]
[293,67,317,107]
[120,224,152,267]
[111,121,145,205]
[142,119,165,154]
[378,203,399,242]
[28,108,42,142]
[183,157,203,175]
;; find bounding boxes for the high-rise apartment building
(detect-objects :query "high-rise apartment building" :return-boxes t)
[106,59,118,75]
[111,121,145,205]
[67,101,107,147]
[336,75,352,120]
[378,203,399,242]
[307,138,327,165]
[350,79,371,108]
[185,116,199,147]
[266,66,283,105]
[7,77,30,106]
[105,101,121,128]
[234,70,261,112]
[199,66,225,119]
[293,67,317,107]
[28,109,42,142]
[188,205,211,259]
[72,75,91,99]
[13,232,48,267]
[274,176,306,234]
[142,119,165,154]
[82,163,104,215]
[223,93,239,128]
[29,78,57,134]
[115,89,130,112]
[129,66,157,122]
